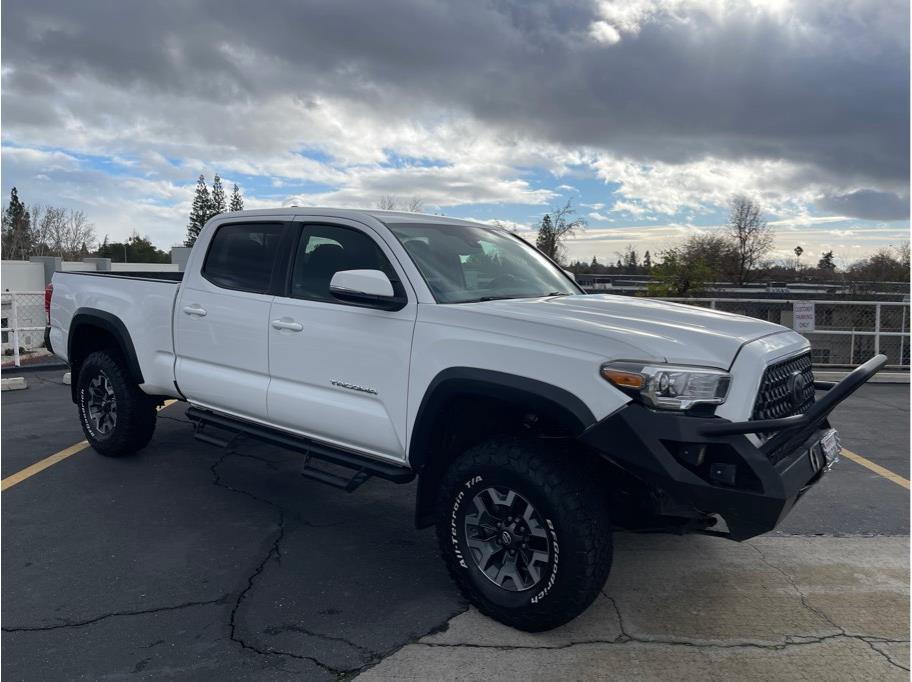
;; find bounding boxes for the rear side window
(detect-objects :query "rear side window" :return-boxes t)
[202,223,284,293]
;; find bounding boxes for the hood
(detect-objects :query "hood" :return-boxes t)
[451,294,787,368]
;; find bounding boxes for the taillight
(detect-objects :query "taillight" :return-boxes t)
[44,283,53,321]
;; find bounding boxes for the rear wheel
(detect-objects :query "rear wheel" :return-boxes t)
[77,350,157,456]
[435,438,612,631]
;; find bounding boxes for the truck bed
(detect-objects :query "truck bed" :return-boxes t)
[49,270,182,398]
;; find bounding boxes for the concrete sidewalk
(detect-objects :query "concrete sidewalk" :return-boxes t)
[361,535,910,680]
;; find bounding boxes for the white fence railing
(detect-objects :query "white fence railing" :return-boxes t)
[1,291,47,367]
[1,290,908,369]
[659,298,910,368]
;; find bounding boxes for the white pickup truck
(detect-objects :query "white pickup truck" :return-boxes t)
[50,208,884,631]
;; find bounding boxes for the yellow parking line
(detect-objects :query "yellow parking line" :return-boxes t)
[841,447,910,490]
[1,400,177,492]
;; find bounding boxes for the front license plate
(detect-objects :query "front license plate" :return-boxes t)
[810,428,841,472]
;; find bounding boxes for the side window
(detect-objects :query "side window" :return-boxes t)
[202,223,284,293]
[290,224,398,302]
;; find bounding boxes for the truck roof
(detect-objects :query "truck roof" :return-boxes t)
[211,207,486,229]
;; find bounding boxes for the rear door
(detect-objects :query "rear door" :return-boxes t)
[266,218,417,461]
[174,219,292,421]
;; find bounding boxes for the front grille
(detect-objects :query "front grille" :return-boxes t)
[751,352,815,421]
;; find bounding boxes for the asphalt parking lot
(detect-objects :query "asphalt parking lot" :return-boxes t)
[2,371,909,680]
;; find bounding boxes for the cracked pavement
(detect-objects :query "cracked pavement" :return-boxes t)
[2,374,908,679]
[363,535,909,680]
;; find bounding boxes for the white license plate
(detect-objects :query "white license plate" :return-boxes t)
[816,428,841,471]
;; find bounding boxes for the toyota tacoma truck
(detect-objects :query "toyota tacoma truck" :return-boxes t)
[49,208,884,631]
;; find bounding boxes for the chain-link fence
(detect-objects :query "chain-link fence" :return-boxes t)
[1,292,48,366]
[660,298,910,368]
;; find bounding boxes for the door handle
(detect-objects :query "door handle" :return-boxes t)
[183,304,207,317]
[272,318,304,332]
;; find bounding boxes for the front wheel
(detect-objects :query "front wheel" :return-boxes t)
[77,350,157,456]
[435,438,612,631]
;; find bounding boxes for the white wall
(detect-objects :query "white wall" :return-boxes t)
[1,261,46,292]
[110,262,179,272]
[61,261,96,272]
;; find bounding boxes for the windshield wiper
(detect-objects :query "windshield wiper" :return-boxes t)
[466,293,570,303]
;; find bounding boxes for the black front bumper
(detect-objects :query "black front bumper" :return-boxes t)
[579,354,887,541]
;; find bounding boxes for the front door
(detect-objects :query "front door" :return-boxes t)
[266,219,417,461]
[174,220,287,420]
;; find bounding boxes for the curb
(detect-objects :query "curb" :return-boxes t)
[0,361,69,375]
[1,377,28,391]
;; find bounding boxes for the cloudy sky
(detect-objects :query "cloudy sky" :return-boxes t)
[2,0,909,264]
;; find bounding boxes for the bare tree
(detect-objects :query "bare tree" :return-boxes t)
[31,207,95,258]
[37,206,69,256]
[376,195,398,210]
[404,197,424,212]
[62,210,97,258]
[726,196,774,285]
[375,195,425,212]
[490,219,519,234]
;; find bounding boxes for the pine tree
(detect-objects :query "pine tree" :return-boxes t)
[186,175,211,247]
[2,187,32,259]
[535,215,557,260]
[229,183,244,212]
[643,250,652,270]
[817,250,836,272]
[210,174,226,220]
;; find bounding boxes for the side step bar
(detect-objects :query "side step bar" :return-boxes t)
[186,407,415,488]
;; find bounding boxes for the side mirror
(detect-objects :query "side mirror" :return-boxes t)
[329,269,406,311]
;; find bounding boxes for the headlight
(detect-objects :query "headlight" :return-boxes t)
[600,362,731,411]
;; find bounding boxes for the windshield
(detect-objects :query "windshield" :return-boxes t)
[387,222,580,304]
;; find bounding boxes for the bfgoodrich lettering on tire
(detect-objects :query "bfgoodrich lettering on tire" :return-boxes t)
[435,438,612,631]
[77,350,157,457]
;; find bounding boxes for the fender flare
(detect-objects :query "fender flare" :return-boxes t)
[409,367,597,527]
[68,308,144,399]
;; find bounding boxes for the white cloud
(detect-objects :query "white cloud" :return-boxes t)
[588,20,622,45]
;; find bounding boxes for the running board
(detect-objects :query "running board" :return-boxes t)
[187,407,415,488]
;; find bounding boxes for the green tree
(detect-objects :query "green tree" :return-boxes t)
[643,250,652,270]
[209,174,226,220]
[535,214,557,260]
[97,232,169,263]
[229,183,244,212]
[817,250,836,273]
[534,199,586,264]
[2,187,32,259]
[186,175,211,247]
[648,234,735,296]
[621,246,639,274]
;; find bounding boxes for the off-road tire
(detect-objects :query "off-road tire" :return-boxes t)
[77,350,157,456]
[435,438,612,631]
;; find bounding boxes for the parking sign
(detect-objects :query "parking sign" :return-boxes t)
[793,301,815,332]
